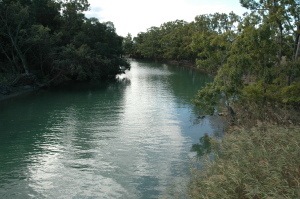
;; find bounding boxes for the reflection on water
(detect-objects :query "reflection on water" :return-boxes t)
[0,59,225,198]
[191,133,212,157]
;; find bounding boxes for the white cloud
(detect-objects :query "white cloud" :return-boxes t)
[85,0,248,37]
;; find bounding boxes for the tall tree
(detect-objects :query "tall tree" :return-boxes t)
[122,33,134,56]
[240,0,300,64]
[0,1,31,74]
[191,13,240,73]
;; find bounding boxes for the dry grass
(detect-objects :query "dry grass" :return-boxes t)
[188,125,300,199]
[234,102,300,127]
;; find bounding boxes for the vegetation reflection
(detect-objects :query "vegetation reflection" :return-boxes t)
[191,133,212,158]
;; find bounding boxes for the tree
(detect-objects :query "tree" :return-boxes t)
[160,20,190,60]
[122,33,134,56]
[30,0,61,32]
[194,1,300,124]
[0,0,130,86]
[240,0,300,83]
[0,1,31,74]
[26,25,53,77]
[54,18,129,81]
[191,13,240,73]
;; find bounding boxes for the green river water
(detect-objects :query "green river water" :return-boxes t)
[0,59,224,198]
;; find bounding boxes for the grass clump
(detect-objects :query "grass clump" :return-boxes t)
[188,125,300,199]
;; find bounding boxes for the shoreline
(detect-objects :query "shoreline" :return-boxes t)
[164,60,218,75]
[0,86,39,102]
[0,59,209,103]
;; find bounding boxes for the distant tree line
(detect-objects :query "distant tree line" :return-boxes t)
[0,0,129,87]
[124,0,300,123]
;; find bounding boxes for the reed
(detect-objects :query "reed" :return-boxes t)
[188,125,300,199]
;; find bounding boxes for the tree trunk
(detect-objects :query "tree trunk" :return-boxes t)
[9,32,29,74]
[227,105,236,123]
[277,20,283,63]
[293,24,300,62]
[295,34,300,61]
[289,24,300,85]
[14,42,29,74]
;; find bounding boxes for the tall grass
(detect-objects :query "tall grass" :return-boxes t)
[188,125,300,199]
[234,102,300,127]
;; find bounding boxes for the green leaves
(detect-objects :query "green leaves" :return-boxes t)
[54,18,130,81]
[122,33,134,55]
[192,4,300,120]
[0,0,129,83]
[193,82,221,115]
[129,19,194,61]
[191,13,240,73]
[280,82,300,105]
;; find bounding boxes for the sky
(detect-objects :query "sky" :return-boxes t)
[85,0,248,37]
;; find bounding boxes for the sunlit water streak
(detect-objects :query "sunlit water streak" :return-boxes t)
[0,59,224,198]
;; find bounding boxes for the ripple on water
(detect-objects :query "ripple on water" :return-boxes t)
[0,60,224,198]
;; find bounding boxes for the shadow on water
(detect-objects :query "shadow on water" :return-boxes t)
[191,133,212,158]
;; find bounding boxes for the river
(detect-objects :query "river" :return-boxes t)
[0,59,224,198]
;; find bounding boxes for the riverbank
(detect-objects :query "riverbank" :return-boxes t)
[0,73,47,102]
[0,86,39,102]
[188,124,300,198]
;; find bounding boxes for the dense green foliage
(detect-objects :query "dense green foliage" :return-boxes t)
[0,0,129,87]
[125,0,300,122]
[189,125,300,198]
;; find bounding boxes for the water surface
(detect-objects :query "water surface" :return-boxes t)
[0,59,224,198]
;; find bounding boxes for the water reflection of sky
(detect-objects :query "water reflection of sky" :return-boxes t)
[0,59,225,198]
[115,60,186,197]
